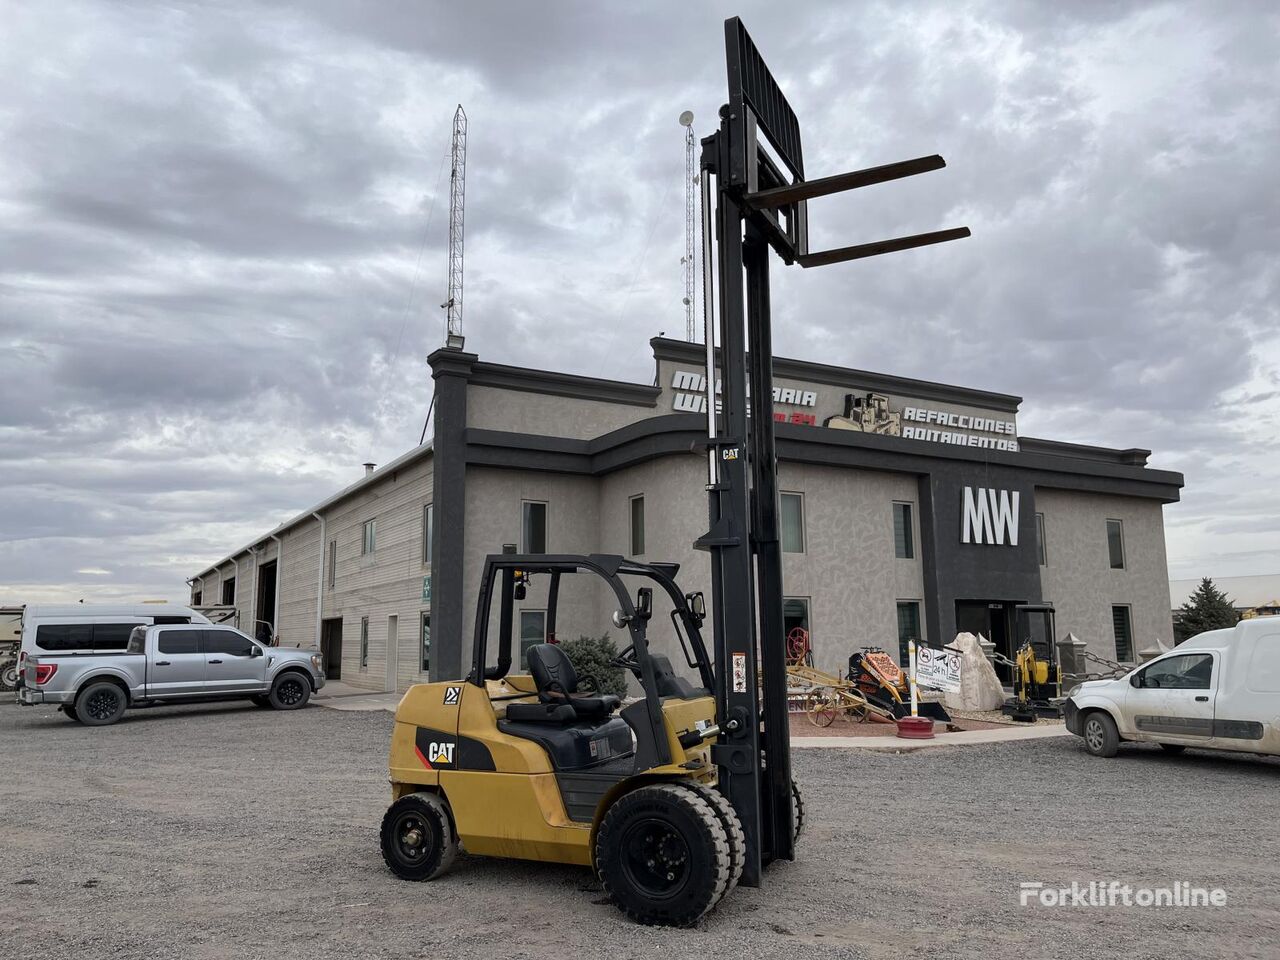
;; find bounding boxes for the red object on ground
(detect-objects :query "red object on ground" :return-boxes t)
[896,716,935,739]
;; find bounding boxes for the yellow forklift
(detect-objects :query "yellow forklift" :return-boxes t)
[380,16,968,926]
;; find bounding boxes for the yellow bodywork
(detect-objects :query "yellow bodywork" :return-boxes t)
[388,676,717,867]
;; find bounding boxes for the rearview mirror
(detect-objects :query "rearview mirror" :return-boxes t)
[250,645,263,658]
[1130,673,1142,688]
[686,592,706,621]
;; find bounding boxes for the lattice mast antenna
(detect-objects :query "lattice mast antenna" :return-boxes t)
[680,111,698,342]
[443,105,467,343]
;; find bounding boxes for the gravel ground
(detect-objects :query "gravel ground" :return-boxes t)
[2,698,1278,960]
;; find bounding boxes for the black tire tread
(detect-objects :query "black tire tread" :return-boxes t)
[596,781,731,927]
[682,781,745,897]
[75,680,128,726]
[380,792,458,881]
[791,779,805,842]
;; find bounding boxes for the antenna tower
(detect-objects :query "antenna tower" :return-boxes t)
[443,105,467,344]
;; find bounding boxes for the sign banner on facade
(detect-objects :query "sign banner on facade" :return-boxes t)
[422,575,432,603]
[915,645,963,693]
[962,487,1020,546]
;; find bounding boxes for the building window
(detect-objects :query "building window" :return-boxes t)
[522,501,547,554]
[193,590,202,606]
[1106,519,1125,569]
[519,610,547,668]
[1112,605,1133,661]
[892,502,914,559]
[420,612,430,676]
[327,539,337,589]
[221,578,236,605]
[422,503,434,565]
[896,601,922,667]
[359,615,369,669]
[1035,513,1047,566]
[630,495,645,556]
[780,492,805,553]
[783,598,811,662]
[362,519,376,556]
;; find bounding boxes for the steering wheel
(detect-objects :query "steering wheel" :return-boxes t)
[611,643,642,678]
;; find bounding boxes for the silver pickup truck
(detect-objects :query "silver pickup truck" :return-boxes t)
[18,623,325,726]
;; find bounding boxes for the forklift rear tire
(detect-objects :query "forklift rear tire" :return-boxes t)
[596,783,731,927]
[682,782,746,895]
[791,779,805,842]
[380,792,458,882]
[1081,711,1119,758]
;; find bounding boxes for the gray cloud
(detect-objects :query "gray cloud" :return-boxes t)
[1,0,1278,602]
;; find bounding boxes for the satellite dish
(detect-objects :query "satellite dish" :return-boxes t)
[678,110,694,127]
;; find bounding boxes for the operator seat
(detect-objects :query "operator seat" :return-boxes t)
[504,644,621,724]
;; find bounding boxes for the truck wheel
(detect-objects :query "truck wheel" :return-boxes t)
[596,783,731,927]
[380,793,458,881]
[791,779,805,843]
[268,672,311,710]
[682,782,746,896]
[1082,711,1119,758]
[76,681,127,726]
[0,659,17,691]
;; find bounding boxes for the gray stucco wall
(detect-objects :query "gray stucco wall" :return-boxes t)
[466,385,653,439]
[1036,488,1174,662]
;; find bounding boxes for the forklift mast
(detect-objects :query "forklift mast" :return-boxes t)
[698,18,970,886]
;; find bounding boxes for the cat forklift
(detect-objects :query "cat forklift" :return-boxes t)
[379,17,968,926]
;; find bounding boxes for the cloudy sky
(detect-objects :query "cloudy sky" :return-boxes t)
[1,0,1277,605]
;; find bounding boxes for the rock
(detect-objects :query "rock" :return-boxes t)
[944,632,1006,712]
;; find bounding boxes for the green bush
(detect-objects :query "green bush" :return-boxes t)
[559,633,628,699]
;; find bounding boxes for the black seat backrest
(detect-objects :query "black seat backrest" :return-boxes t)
[527,644,578,701]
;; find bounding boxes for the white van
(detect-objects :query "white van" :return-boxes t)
[1064,616,1280,758]
[13,604,211,692]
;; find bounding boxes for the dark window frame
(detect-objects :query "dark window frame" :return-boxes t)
[220,578,236,606]
[423,503,434,565]
[420,611,431,676]
[359,615,370,669]
[522,500,548,555]
[780,491,805,554]
[893,501,915,560]
[362,519,377,556]
[1036,512,1047,566]
[1106,518,1125,570]
[1112,604,1134,661]
[328,539,337,589]
[629,495,645,557]
[896,601,922,667]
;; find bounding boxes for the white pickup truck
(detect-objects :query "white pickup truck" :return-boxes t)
[19,623,325,726]
[1064,616,1279,758]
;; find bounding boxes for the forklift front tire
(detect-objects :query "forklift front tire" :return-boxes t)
[596,783,731,927]
[380,792,458,882]
[682,782,746,896]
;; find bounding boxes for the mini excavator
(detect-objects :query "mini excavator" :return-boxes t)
[378,17,969,926]
[999,604,1063,722]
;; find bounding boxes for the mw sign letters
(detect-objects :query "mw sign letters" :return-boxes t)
[962,487,1020,546]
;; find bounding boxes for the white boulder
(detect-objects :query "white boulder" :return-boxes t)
[944,632,1005,712]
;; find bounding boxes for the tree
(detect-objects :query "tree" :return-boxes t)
[558,633,628,699]
[1174,577,1239,644]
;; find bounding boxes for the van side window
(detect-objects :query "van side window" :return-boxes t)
[1138,653,1213,690]
[152,616,192,625]
[35,624,93,650]
[93,623,138,650]
[157,629,202,655]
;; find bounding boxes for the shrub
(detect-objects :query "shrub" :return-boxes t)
[559,632,627,699]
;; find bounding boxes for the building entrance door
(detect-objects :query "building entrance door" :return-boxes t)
[955,600,1021,683]
[321,618,343,681]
